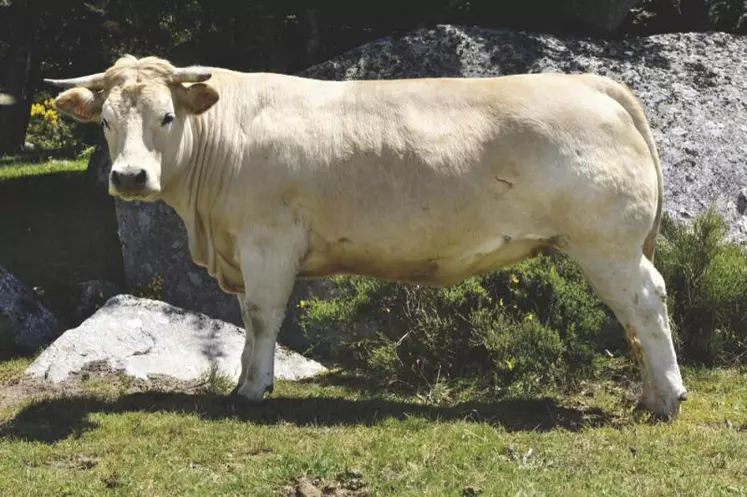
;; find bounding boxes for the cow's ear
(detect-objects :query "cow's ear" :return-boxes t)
[175,83,219,115]
[54,87,104,123]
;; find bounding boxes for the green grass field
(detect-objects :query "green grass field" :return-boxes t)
[0,157,88,181]
[0,357,745,497]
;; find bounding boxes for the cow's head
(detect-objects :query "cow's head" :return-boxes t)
[46,55,219,201]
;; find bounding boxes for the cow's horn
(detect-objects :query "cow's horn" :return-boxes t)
[170,68,212,84]
[44,72,106,89]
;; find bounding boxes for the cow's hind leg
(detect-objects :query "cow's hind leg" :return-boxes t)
[569,248,687,419]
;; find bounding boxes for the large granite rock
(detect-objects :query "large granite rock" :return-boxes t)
[0,265,60,350]
[115,200,244,325]
[299,25,747,242]
[96,26,747,350]
[25,295,327,384]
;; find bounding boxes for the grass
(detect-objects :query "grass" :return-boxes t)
[0,358,745,497]
[0,157,88,181]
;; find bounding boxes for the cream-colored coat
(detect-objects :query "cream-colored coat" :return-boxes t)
[48,56,686,419]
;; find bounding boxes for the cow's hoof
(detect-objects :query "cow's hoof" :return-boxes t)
[637,387,685,422]
[229,381,270,405]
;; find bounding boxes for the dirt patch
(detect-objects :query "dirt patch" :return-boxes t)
[0,375,60,410]
[284,470,370,497]
[0,361,205,412]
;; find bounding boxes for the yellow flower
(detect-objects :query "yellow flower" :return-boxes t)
[30,103,45,117]
[510,274,519,285]
[298,300,308,309]
[498,298,504,307]
[503,359,515,371]
[524,313,535,322]
[44,108,58,123]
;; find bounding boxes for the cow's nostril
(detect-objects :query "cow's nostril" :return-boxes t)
[135,170,147,186]
[111,170,122,186]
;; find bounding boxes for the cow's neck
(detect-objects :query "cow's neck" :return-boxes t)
[160,113,244,294]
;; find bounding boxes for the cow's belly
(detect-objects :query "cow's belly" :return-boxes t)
[297,231,556,286]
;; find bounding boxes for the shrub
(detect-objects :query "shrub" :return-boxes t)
[655,209,747,365]
[25,94,81,152]
[298,209,747,398]
[298,253,611,397]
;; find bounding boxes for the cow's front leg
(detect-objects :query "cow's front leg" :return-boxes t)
[231,297,286,401]
[230,230,302,403]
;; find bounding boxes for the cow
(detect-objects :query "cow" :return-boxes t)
[45,54,688,419]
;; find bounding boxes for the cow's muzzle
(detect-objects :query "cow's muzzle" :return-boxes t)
[111,168,147,190]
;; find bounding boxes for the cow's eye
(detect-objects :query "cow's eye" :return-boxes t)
[101,119,109,130]
[162,113,174,126]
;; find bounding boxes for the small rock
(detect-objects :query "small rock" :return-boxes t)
[521,448,535,466]
[342,468,364,480]
[725,419,734,429]
[737,191,746,215]
[74,455,98,470]
[462,486,482,496]
[680,210,694,219]
[101,474,122,489]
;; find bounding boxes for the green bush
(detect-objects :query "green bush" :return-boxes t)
[299,253,611,396]
[25,93,81,152]
[655,209,747,365]
[298,209,746,398]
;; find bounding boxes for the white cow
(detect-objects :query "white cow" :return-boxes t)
[46,55,688,419]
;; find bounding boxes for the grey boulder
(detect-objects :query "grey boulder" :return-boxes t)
[25,295,327,385]
[300,25,747,243]
[0,265,60,350]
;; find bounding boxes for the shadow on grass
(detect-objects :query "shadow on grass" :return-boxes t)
[0,379,618,444]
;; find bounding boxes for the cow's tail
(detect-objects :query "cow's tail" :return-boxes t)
[587,75,664,263]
